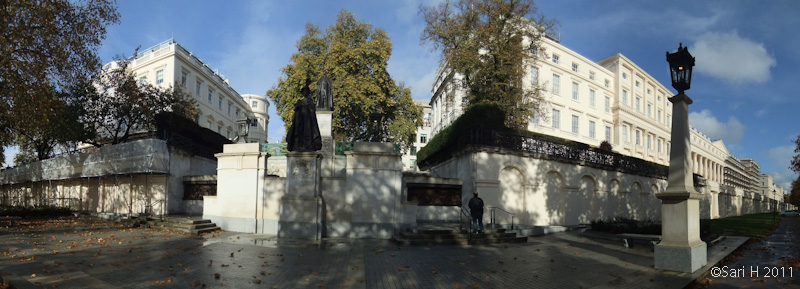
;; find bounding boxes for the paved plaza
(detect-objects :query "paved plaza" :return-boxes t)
[1,216,789,289]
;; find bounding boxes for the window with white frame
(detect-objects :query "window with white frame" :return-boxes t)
[218,96,222,109]
[658,139,662,153]
[647,104,652,117]
[196,80,202,95]
[571,82,579,100]
[635,80,640,87]
[227,101,232,115]
[420,134,427,143]
[156,69,164,84]
[623,72,627,79]
[604,96,610,113]
[571,115,579,134]
[647,134,652,149]
[589,71,595,80]
[604,79,610,88]
[622,124,629,141]
[207,88,212,103]
[635,97,641,111]
[605,126,611,142]
[572,63,578,72]
[236,107,240,118]
[622,90,628,104]
[138,76,147,85]
[658,109,662,122]
[251,100,257,108]
[181,71,187,87]
[552,54,560,64]
[589,89,596,108]
[667,115,671,127]
[588,120,595,138]
[635,130,641,146]
[552,109,560,129]
[530,66,539,85]
[552,74,560,94]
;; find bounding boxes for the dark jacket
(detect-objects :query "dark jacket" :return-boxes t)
[468,196,484,217]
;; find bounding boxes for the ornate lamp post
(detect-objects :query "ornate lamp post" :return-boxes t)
[654,43,707,273]
[236,116,251,144]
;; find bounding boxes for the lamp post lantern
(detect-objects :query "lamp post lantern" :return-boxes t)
[368,108,384,142]
[654,43,706,273]
[236,116,251,144]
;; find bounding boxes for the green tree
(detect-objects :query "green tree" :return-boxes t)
[267,10,422,147]
[789,135,800,207]
[80,52,198,147]
[0,0,119,156]
[420,0,556,129]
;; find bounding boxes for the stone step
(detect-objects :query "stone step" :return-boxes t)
[393,226,526,246]
[145,216,220,235]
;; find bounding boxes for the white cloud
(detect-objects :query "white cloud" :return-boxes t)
[689,109,746,143]
[691,31,776,84]
[754,108,768,117]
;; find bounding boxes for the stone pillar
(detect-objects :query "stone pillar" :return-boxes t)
[344,142,404,238]
[279,152,323,239]
[655,93,707,273]
[316,110,335,177]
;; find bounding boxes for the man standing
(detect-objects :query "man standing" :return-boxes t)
[468,191,484,234]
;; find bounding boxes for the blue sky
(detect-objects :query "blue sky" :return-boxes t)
[5,0,799,190]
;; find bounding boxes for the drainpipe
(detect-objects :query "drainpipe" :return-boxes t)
[255,150,260,234]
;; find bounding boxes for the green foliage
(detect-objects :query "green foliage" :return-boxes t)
[708,213,781,239]
[790,177,800,208]
[421,0,556,129]
[0,0,120,149]
[590,217,661,235]
[267,10,422,148]
[599,140,613,151]
[417,103,507,165]
[0,205,73,218]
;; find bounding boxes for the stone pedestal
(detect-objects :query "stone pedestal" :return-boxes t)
[279,151,323,239]
[655,93,706,273]
[343,142,404,238]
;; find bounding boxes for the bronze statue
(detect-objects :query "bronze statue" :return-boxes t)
[286,79,322,152]
[316,74,333,111]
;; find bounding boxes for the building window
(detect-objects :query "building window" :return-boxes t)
[552,74,560,94]
[138,76,147,85]
[251,100,257,108]
[156,69,164,84]
[604,96,610,113]
[635,130,641,146]
[604,79,610,88]
[589,89,596,108]
[571,63,578,72]
[530,66,539,84]
[667,143,671,154]
[647,88,651,95]
[605,126,612,142]
[420,134,427,144]
[589,71,595,80]
[647,135,652,150]
[552,54,560,64]
[571,82,579,101]
[622,125,629,141]
[571,115,579,134]
[647,104,652,117]
[207,89,212,103]
[410,146,417,155]
[658,109,662,122]
[227,101,232,116]
[552,109,560,129]
[622,90,628,104]
[196,80,202,96]
[588,120,596,139]
[658,139,662,153]
[217,125,222,134]
[218,96,222,109]
[635,97,641,111]
[622,72,627,79]
[236,107,241,118]
[667,115,671,127]
[635,80,640,87]
[251,119,258,127]
[181,71,188,87]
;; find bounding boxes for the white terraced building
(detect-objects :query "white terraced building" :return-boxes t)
[124,39,269,143]
[429,34,784,217]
